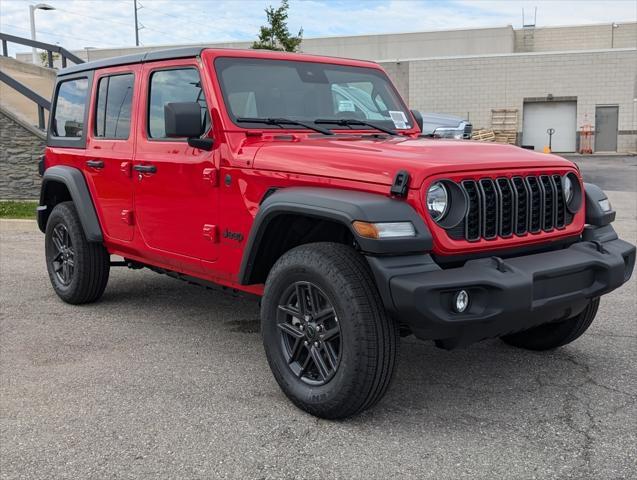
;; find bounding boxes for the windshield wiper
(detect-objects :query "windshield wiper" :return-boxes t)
[314,118,397,136]
[236,117,333,135]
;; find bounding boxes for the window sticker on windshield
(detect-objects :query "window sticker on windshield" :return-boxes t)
[389,111,409,129]
[338,100,356,112]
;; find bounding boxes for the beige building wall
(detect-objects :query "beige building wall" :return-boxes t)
[401,48,637,152]
[514,22,637,53]
[16,26,516,65]
[299,27,514,59]
[379,61,410,100]
[16,22,634,65]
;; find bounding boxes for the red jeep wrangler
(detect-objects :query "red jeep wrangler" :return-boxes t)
[38,48,635,419]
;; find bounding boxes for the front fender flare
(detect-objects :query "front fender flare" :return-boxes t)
[239,187,432,284]
[39,165,103,242]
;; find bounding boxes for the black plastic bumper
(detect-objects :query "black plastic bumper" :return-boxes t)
[367,228,635,349]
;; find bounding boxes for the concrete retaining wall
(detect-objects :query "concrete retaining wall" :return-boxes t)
[0,108,44,200]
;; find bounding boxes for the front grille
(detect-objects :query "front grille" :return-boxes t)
[452,175,571,242]
[462,123,472,139]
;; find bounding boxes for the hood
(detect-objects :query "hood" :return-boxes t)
[251,135,574,188]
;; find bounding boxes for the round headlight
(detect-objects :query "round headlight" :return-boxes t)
[563,175,574,204]
[427,182,449,221]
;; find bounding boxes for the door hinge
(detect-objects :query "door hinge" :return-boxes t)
[202,224,218,242]
[202,167,219,187]
[120,161,132,177]
[121,209,134,225]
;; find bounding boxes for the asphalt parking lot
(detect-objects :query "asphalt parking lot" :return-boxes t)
[1,156,636,479]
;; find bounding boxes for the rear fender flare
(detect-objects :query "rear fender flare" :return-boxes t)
[39,165,103,242]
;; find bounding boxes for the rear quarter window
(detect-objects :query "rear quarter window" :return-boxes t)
[52,78,89,138]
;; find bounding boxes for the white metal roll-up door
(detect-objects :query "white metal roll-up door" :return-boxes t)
[522,101,577,152]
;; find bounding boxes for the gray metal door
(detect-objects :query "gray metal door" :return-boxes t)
[595,106,618,152]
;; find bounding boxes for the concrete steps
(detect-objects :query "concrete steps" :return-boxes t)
[0,56,55,129]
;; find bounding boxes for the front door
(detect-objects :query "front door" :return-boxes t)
[84,67,138,241]
[133,61,218,262]
[595,106,618,152]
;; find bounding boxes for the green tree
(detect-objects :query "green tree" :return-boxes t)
[252,0,302,52]
[39,50,60,67]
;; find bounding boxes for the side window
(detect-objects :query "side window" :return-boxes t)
[94,73,134,139]
[52,78,88,138]
[148,68,209,139]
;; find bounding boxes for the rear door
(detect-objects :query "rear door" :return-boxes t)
[133,60,218,261]
[84,66,138,241]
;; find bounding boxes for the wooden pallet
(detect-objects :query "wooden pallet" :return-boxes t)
[471,129,496,142]
[494,131,517,145]
[491,109,518,132]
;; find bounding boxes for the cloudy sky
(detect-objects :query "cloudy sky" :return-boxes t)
[1,0,635,55]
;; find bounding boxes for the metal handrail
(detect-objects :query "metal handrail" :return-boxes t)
[0,32,84,130]
[0,70,51,129]
[0,32,84,68]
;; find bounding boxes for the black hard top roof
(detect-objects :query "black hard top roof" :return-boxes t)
[58,47,204,76]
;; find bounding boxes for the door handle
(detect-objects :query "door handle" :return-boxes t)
[133,164,157,174]
[86,159,104,169]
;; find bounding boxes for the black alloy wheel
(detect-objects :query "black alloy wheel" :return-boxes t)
[49,223,75,285]
[261,242,399,419]
[277,281,342,385]
[44,201,110,304]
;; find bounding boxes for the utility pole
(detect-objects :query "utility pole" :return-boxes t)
[134,0,140,46]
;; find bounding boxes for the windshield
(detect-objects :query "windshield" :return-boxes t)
[214,57,412,131]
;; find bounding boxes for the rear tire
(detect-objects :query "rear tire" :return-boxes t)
[261,242,398,419]
[501,298,600,351]
[45,201,110,304]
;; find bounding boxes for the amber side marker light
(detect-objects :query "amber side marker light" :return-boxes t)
[352,221,416,239]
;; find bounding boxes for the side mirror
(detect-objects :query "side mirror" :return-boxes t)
[410,109,424,132]
[164,102,204,138]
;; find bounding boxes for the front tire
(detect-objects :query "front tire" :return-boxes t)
[261,242,398,419]
[45,201,110,304]
[501,298,600,350]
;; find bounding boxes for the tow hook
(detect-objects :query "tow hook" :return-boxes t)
[591,240,607,254]
[492,256,508,273]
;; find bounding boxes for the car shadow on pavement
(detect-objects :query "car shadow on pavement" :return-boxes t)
[97,269,611,427]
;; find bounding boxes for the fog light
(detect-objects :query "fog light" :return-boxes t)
[453,290,469,313]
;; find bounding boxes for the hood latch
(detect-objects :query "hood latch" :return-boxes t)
[390,170,410,198]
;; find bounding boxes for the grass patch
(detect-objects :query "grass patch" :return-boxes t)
[0,201,38,219]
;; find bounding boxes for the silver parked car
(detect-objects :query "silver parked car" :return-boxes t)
[411,111,473,139]
[332,84,472,139]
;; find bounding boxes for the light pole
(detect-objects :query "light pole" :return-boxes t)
[29,3,56,64]
[611,23,619,48]
[84,46,96,62]
[134,0,140,46]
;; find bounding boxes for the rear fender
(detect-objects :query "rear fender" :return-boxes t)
[38,165,102,242]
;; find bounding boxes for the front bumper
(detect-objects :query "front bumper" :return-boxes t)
[367,227,635,349]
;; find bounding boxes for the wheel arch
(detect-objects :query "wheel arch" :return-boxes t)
[38,165,103,242]
[239,187,432,285]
